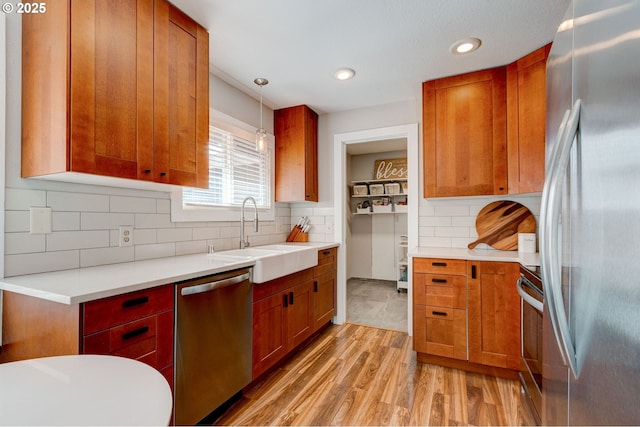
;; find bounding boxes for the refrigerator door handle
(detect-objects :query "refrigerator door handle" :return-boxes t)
[541,98,582,377]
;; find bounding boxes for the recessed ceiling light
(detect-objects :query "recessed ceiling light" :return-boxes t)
[334,68,356,80]
[450,38,482,55]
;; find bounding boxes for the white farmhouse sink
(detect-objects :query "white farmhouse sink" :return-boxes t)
[210,244,318,283]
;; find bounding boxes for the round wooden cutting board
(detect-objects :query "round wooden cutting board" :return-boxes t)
[468,201,536,250]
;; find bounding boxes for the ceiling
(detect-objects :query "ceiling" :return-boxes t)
[171,0,571,115]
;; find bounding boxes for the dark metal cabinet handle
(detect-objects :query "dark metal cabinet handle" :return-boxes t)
[283,294,288,308]
[314,281,319,292]
[322,250,331,256]
[144,169,151,174]
[289,292,294,305]
[160,172,167,177]
[432,311,447,317]
[471,265,477,279]
[122,326,149,340]
[431,278,447,283]
[432,262,447,267]
[122,296,149,308]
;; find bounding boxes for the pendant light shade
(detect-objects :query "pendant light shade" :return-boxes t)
[254,78,269,152]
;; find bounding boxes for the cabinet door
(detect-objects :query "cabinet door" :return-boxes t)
[275,105,318,202]
[312,272,336,331]
[507,44,550,193]
[69,0,154,180]
[414,305,467,360]
[423,68,507,197]
[467,261,520,370]
[154,0,209,187]
[252,292,288,378]
[286,281,315,348]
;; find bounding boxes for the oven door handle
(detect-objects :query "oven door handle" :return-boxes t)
[516,276,543,312]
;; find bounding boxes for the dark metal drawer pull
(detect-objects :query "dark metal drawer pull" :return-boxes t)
[283,294,289,308]
[432,311,448,317]
[122,326,149,341]
[122,296,149,308]
[314,281,318,292]
[289,292,294,305]
[431,278,447,283]
[432,262,447,267]
[322,250,331,255]
[471,265,477,279]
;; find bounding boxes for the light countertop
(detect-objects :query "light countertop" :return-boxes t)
[408,246,540,267]
[0,242,338,305]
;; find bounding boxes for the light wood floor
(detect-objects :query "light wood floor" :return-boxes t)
[216,323,535,426]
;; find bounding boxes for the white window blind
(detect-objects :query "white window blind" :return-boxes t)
[183,126,271,209]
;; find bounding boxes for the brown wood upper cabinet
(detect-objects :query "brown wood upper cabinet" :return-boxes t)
[275,105,319,202]
[507,44,551,194]
[21,0,209,188]
[423,67,508,198]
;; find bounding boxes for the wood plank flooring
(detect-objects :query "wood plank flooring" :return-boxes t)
[216,323,535,426]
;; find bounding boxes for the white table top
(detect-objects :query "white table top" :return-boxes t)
[0,355,173,426]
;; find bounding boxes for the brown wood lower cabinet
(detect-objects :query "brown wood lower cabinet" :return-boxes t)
[413,257,521,378]
[252,248,337,379]
[0,284,175,389]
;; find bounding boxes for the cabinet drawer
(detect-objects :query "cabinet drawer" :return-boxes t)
[83,310,173,370]
[83,284,173,335]
[414,305,466,360]
[414,273,466,309]
[413,258,466,275]
[315,247,337,278]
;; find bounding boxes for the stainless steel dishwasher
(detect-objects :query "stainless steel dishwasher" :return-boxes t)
[174,268,252,425]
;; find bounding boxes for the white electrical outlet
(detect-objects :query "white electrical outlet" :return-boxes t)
[119,226,134,247]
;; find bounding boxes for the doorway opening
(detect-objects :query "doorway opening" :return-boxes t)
[333,124,419,335]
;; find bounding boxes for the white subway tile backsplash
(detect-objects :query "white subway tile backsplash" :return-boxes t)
[5,211,29,232]
[110,196,157,213]
[47,230,110,251]
[53,212,81,231]
[435,226,469,238]
[3,187,303,276]
[175,240,207,256]
[434,205,469,217]
[81,213,135,230]
[5,188,46,210]
[47,191,109,212]
[81,247,135,268]
[157,199,171,214]
[135,243,175,260]
[135,213,174,229]
[5,232,45,254]
[133,229,157,245]
[5,250,80,276]
[417,194,542,249]
[157,228,193,243]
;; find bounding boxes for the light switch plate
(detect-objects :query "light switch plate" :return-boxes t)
[30,207,52,234]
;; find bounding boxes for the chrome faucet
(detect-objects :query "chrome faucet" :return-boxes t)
[240,196,259,249]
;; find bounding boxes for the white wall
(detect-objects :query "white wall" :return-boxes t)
[3,15,290,277]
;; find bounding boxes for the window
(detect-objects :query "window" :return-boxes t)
[183,127,271,209]
[171,110,275,222]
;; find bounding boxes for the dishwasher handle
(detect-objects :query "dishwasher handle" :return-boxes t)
[180,272,251,296]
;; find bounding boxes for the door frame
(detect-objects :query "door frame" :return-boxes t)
[333,123,419,334]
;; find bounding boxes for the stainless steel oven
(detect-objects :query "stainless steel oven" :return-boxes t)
[516,265,543,425]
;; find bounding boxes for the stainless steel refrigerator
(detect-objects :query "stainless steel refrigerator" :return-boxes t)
[541,0,640,425]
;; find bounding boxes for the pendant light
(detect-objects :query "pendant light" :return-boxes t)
[254,78,269,152]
